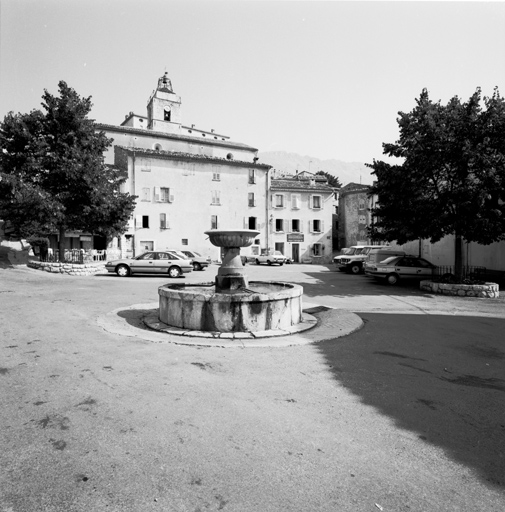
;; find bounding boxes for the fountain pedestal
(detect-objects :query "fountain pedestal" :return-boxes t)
[209,230,258,292]
[158,229,304,334]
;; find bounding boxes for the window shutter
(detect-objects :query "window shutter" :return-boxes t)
[154,187,161,202]
[299,221,303,233]
[321,220,325,232]
[309,195,313,209]
[169,194,174,203]
[243,217,248,229]
[284,220,289,233]
[135,215,142,228]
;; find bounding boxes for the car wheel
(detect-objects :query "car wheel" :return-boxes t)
[168,266,182,278]
[267,260,272,265]
[386,273,399,285]
[279,262,284,266]
[116,264,130,277]
[256,259,261,265]
[350,264,361,274]
[192,262,202,271]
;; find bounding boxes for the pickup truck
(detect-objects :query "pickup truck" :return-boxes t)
[255,250,286,266]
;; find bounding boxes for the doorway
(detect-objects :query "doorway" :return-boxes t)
[292,243,299,263]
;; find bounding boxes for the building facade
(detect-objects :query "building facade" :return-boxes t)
[337,182,372,249]
[269,172,334,263]
[97,73,271,260]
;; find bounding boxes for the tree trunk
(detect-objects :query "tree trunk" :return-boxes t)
[454,233,463,280]
[58,226,66,262]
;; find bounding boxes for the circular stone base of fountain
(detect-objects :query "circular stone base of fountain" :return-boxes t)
[159,281,304,334]
[96,303,364,347]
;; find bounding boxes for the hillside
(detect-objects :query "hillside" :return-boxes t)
[257,150,374,187]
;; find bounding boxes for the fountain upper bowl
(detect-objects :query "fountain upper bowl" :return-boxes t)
[204,229,260,248]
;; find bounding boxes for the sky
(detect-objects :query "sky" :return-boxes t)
[1,0,504,165]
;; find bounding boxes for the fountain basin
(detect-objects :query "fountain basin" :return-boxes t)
[159,282,303,333]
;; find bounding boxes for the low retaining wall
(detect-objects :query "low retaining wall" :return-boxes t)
[28,261,105,276]
[420,280,499,298]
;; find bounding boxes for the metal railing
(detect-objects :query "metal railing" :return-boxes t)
[40,249,119,264]
[434,265,487,279]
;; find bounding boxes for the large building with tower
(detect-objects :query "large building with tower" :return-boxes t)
[97,73,271,261]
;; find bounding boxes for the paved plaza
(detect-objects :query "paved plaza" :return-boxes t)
[1,263,504,511]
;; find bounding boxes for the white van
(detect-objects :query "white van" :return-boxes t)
[334,245,390,274]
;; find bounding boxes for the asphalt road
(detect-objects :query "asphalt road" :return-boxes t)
[1,263,504,512]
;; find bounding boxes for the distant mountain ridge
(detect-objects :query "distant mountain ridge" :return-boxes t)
[257,150,373,187]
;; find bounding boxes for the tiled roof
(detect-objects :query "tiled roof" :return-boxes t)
[97,123,257,152]
[270,178,334,193]
[115,146,271,169]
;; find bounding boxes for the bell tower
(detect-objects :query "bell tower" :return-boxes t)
[147,72,182,134]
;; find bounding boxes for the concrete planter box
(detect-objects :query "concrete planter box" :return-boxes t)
[420,280,499,298]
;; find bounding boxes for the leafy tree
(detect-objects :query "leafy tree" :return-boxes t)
[316,170,341,188]
[367,88,505,277]
[0,81,136,260]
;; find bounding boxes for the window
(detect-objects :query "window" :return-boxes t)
[182,239,188,246]
[291,194,301,209]
[291,219,301,232]
[311,195,322,209]
[160,213,169,229]
[275,219,284,232]
[248,193,255,207]
[140,241,154,251]
[358,215,367,224]
[359,199,366,210]
[141,187,150,201]
[312,243,324,256]
[248,217,257,230]
[249,169,256,184]
[213,172,220,181]
[136,215,149,229]
[273,194,284,208]
[164,107,171,121]
[154,187,172,202]
[211,215,218,229]
[211,190,221,205]
[141,158,151,171]
[312,219,322,233]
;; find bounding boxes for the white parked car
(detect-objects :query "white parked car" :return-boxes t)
[255,250,286,266]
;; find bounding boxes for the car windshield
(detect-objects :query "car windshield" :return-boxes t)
[274,251,283,256]
[380,256,400,265]
[136,252,155,260]
[170,251,187,260]
[355,248,367,255]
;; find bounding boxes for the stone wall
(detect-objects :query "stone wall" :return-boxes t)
[28,261,105,276]
[420,280,499,298]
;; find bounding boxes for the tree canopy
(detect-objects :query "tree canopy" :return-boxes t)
[316,170,342,188]
[0,81,136,253]
[367,88,505,274]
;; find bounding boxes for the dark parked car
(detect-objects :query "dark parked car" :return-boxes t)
[365,255,436,285]
[105,251,193,277]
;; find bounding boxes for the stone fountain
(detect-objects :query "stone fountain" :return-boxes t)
[157,229,304,334]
